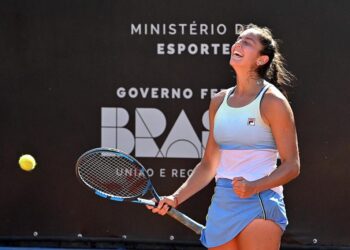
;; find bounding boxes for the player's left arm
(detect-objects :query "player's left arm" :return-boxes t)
[254,88,301,192]
[233,88,300,198]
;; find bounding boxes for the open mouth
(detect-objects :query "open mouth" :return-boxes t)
[233,51,243,58]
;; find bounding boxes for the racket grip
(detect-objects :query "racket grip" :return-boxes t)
[167,208,205,235]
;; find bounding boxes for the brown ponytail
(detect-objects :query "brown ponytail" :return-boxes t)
[244,24,295,97]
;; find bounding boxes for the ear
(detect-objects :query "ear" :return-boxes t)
[257,55,269,66]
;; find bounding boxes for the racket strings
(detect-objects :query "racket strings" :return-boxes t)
[78,152,149,198]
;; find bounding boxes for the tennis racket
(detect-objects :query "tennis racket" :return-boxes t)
[75,147,204,235]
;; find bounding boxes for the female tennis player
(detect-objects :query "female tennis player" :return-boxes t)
[147,24,300,250]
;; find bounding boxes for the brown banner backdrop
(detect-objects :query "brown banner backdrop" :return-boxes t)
[0,0,349,248]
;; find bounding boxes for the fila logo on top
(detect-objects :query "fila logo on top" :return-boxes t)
[101,107,209,159]
[247,118,256,126]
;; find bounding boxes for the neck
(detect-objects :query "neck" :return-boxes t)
[234,71,262,96]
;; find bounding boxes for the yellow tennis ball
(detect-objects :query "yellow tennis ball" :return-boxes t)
[18,154,36,171]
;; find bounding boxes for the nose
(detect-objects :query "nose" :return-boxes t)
[235,41,242,47]
[231,42,241,53]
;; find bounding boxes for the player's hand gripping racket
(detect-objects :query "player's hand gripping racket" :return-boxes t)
[75,147,204,235]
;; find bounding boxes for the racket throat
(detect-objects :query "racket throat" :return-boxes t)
[134,198,156,207]
[150,187,161,202]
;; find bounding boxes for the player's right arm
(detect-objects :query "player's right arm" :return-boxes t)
[149,90,226,215]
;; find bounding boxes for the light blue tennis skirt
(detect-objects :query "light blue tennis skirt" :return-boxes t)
[200,178,288,248]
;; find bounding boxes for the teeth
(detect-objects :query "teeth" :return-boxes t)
[233,51,242,57]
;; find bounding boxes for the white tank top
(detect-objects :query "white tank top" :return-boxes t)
[213,81,283,195]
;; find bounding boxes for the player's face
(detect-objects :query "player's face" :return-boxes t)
[230,29,265,70]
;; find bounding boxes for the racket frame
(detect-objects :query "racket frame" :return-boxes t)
[76,147,204,235]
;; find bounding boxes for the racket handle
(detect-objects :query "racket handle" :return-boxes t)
[137,198,204,235]
[167,208,204,235]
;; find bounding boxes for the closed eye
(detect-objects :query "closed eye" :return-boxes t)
[235,36,256,47]
[242,40,252,46]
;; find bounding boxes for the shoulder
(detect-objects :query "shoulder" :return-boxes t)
[263,84,291,109]
[261,84,294,123]
[207,89,228,118]
[212,89,227,104]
